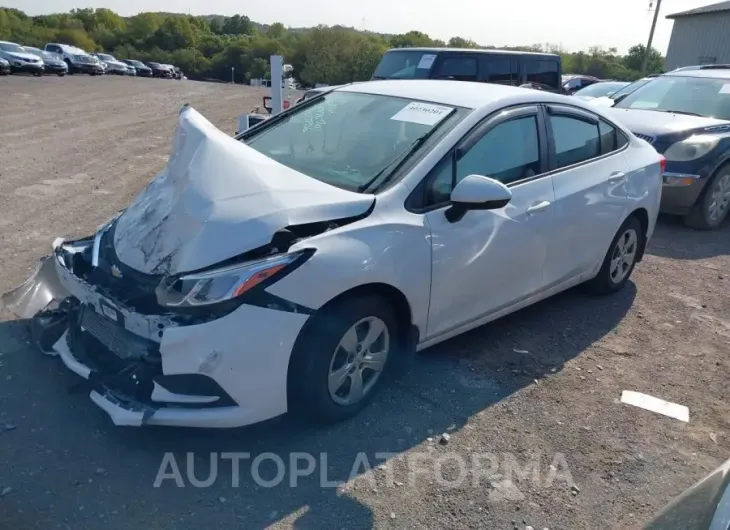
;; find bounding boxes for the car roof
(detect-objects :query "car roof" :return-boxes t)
[336,79,574,109]
[0,40,21,45]
[664,69,730,79]
[384,47,559,58]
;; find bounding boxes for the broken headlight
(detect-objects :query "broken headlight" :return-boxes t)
[156,250,310,308]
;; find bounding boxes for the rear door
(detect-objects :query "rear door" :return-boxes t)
[543,104,630,285]
[430,52,479,82]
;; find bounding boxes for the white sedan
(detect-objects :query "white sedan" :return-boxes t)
[2,80,664,428]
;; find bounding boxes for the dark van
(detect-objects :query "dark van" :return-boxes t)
[371,47,562,92]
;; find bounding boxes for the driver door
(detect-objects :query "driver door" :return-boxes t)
[418,106,556,340]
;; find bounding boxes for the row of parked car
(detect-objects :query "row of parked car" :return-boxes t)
[0,40,184,79]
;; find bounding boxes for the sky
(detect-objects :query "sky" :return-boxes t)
[4,0,719,54]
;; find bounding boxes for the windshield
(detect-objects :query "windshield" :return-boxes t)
[372,50,435,80]
[615,75,730,119]
[128,60,144,67]
[0,42,26,53]
[244,91,465,192]
[97,54,114,61]
[610,78,652,99]
[575,82,629,98]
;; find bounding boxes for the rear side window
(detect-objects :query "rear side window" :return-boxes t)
[484,57,519,85]
[433,54,478,81]
[598,120,628,154]
[550,115,600,168]
[526,60,560,90]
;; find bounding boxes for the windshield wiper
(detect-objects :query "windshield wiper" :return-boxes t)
[657,109,704,117]
[371,75,387,80]
[357,135,430,193]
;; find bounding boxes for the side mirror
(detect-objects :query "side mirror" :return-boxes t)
[445,174,512,223]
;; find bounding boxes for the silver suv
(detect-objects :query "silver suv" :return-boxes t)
[44,43,102,75]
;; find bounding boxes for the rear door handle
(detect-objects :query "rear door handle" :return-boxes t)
[608,171,626,183]
[526,200,551,214]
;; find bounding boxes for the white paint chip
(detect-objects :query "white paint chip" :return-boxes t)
[620,390,689,422]
[719,83,730,94]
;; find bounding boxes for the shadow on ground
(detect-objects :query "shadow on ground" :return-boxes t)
[647,215,730,260]
[0,282,635,529]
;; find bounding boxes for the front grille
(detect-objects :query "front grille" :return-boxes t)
[633,132,656,144]
[87,220,162,313]
[80,306,154,360]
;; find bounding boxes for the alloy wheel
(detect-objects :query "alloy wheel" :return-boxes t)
[327,316,390,406]
[708,174,730,222]
[609,228,638,284]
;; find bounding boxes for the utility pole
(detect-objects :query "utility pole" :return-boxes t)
[641,0,662,74]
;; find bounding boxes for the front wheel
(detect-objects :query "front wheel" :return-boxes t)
[586,216,643,295]
[683,166,730,230]
[57,72,65,77]
[288,295,401,424]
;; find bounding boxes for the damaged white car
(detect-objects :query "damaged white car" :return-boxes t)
[2,80,663,428]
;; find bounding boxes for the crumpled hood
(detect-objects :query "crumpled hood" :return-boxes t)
[605,108,730,136]
[113,105,374,276]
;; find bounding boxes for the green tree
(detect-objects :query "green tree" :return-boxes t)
[624,43,665,74]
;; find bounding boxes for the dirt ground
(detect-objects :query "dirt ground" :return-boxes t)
[0,74,728,530]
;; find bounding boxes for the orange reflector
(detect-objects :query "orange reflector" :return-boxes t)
[231,265,286,298]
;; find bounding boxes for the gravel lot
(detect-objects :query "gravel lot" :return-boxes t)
[0,74,728,530]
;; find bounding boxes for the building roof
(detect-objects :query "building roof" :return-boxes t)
[666,0,730,19]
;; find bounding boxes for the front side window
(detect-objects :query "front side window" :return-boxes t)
[425,115,541,205]
[244,92,466,193]
[550,115,601,168]
[433,55,478,81]
[371,50,434,80]
[615,75,730,119]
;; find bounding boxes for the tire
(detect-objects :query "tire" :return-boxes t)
[33,71,42,77]
[64,60,73,75]
[287,295,402,424]
[683,164,730,230]
[586,215,644,295]
[57,73,65,77]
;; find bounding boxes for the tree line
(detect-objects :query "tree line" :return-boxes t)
[0,7,666,85]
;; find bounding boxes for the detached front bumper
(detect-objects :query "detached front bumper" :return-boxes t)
[1,240,310,428]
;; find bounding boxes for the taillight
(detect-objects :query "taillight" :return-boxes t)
[659,156,666,173]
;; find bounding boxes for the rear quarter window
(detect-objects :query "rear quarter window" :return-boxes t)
[526,59,560,90]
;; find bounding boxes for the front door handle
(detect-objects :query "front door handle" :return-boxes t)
[608,171,626,183]
[526,200,551,214]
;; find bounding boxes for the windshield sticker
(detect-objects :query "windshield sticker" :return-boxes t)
[391,102,452,126]
[719,84,730,94]
[417,54,437,70]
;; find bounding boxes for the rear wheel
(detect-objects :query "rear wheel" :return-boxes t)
[288,295,401,424]
[64,60,73,75]
[683,166,730,230]
[586,215,643,295]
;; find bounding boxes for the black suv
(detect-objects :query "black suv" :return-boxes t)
[371,47,562,92]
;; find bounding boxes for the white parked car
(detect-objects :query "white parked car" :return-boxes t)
[1,81,664,429]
